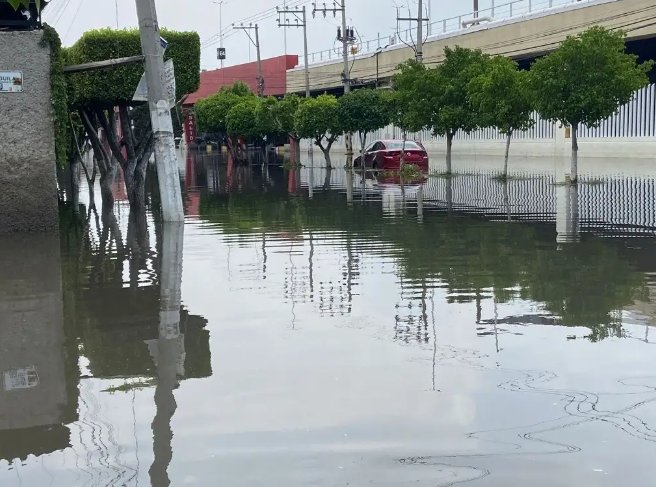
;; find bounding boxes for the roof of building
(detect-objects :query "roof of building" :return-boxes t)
[184,54,299,106]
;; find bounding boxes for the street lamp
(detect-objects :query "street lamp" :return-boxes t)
[373,45,388,88]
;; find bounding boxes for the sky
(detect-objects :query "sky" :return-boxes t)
[43,0,492,70]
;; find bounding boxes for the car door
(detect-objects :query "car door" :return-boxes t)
[365,142,382,166]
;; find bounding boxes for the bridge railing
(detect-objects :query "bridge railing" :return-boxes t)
[299,0,597,67]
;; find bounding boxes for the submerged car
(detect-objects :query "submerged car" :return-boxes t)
[354,140,429,171]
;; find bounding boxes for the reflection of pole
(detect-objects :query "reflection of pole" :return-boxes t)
[148,222,184,487]
[417,184,424,223]
[446,177,453,213]
[431,289,437,391]
[494,298,500,354]
[556,183,580,244]
[346,167,354,206]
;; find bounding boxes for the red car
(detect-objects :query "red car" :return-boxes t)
[354,140,429,171]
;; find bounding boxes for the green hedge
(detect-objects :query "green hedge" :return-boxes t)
[40,24,68,167]
[65,28,200,109]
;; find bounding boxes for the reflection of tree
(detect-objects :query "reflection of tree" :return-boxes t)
[198,185,647,338]
[61,209,212,380]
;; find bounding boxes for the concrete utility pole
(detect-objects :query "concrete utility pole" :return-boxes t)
[313,0,354,156]
[417,0,423,63]
[277,5,311,97]
[135,0,184,222]
[397,2,429,64]
[234,23,264,96]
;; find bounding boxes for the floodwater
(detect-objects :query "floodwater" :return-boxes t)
[2,152,656,486]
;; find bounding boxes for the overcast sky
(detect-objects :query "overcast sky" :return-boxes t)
[44,0,497,69]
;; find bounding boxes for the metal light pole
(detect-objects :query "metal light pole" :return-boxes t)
[277,5,311,97]
[135,0,184,222]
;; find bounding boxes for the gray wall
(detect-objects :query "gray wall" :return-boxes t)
[0,30,58,233]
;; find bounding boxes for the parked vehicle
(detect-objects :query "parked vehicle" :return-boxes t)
[354,140,429,171]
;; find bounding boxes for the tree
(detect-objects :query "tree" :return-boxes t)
[430,47,489,174]
[529,27,652,183]
[272,94,303,163]
[338,89,391,166]
[195,82,255,161]
[468,56,534,179]
[65,28,201,211]
[294,94,342,167]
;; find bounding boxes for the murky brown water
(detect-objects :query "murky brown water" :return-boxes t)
[2,153,656,486]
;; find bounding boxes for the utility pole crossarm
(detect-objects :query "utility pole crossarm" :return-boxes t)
[233,23,264,96]
[277,6,311,97]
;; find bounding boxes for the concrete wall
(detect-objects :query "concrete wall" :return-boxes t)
[0,30,58,233]
[288,0,656,93]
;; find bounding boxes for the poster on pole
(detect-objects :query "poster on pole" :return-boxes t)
[0,71,23,93]
[133,59,176,109]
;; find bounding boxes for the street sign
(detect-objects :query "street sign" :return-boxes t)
[133,59,177,109]
[0,71,23,93]
[217,47,226,60]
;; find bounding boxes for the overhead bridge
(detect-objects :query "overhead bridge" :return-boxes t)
[286,0,656,94]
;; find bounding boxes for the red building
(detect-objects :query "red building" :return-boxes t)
[182,55,299,145]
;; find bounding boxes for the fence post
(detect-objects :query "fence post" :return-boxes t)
[491,0,495,16]
[458,15,462,28]
[529,0,532,13]
[510,2,513,16]
[443,19,447,32]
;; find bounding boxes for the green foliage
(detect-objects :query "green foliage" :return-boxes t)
[272,93,302,138]
[65,28,200,109]
[254,96,282,139]
[529,26,652,128]
[40,24,68,167]
[468,56,534,135]
[338,89,391,139]
[430,46,490,137]
[7,0,44,11]
[226,98,261,139]
[390,60,432,133]
[195,82,255,135]
[294,94,342,144]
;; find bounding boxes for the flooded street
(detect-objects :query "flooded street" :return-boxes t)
[2,153,656,486]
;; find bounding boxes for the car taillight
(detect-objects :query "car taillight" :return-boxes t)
[385,151,401,157]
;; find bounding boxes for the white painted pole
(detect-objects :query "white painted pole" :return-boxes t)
[135,0,184,222]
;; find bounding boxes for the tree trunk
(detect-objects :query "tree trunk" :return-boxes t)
[359,132,367,170]
[446,132,454,175]
[321,147,332,168]
[400,131,407,171]
[504,131,512,180]
[570,122,579,184]
[99,168,115,212]
[126,166,147,212]
[290,136,301,165]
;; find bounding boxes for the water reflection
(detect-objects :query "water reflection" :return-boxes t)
[0,233,77,463]
[3,151,656,485]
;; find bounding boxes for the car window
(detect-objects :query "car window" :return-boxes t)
[386,141,422,150]
[372,142,384,151]
[365,142,377,152]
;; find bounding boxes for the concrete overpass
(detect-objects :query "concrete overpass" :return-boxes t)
[287,0,656,94]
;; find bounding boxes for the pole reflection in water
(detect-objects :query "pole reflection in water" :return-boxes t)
[556,183,580,244]
[346,167,353,205]
[147,222,185,487]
